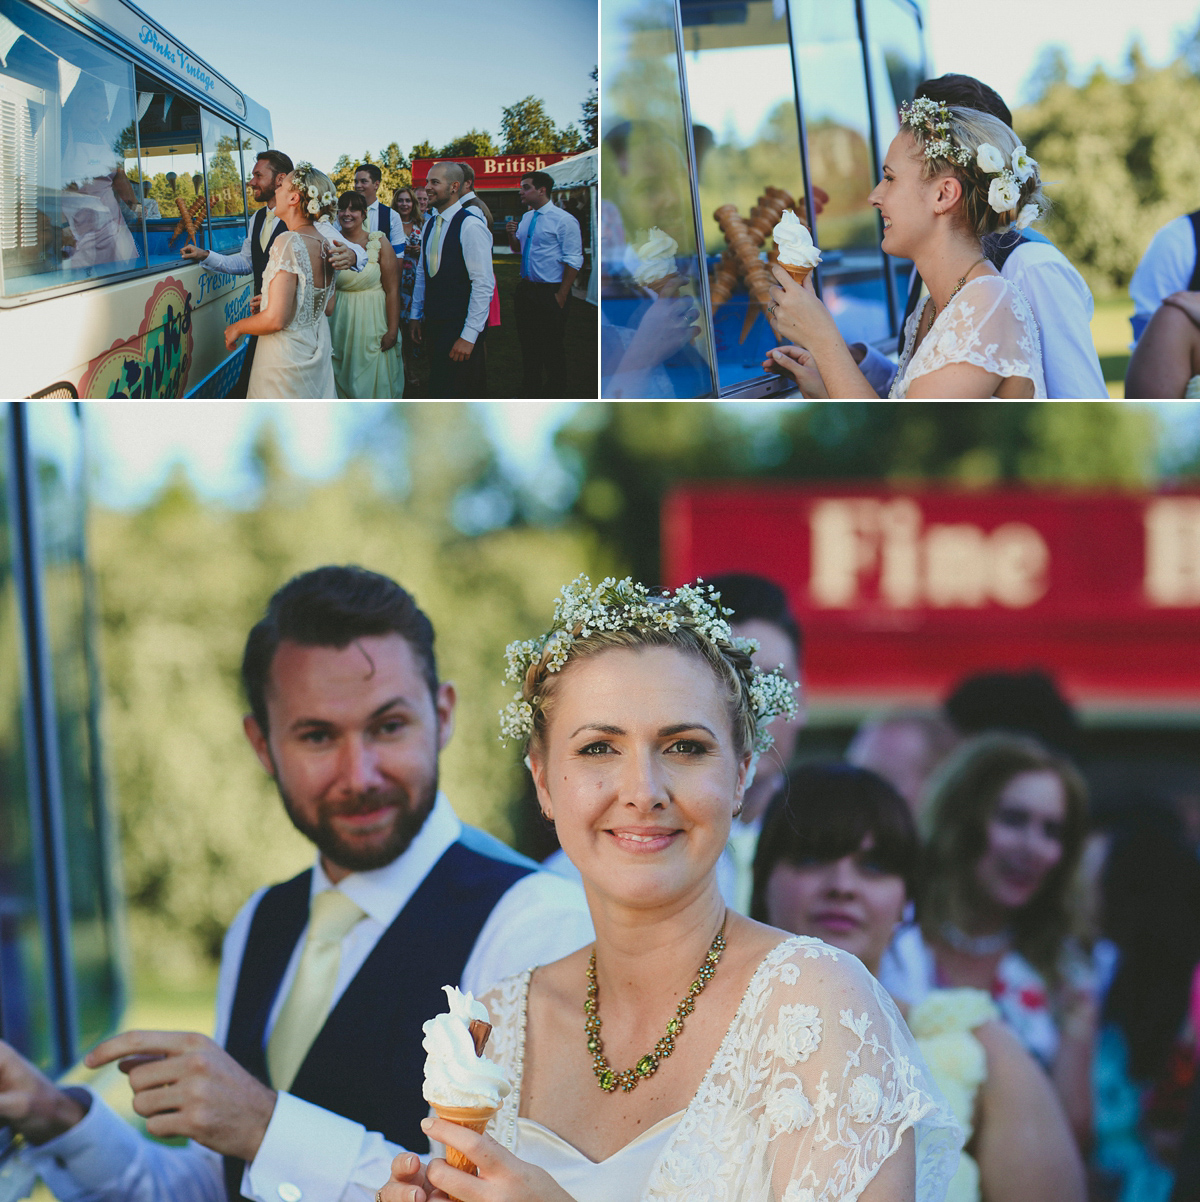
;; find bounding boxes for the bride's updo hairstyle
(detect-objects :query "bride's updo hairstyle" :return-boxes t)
[286,161,337,223]
[899,98,1048,240]
[500,576,799,764]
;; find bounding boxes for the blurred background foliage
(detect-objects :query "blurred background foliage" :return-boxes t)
[1017,23,1200,297]
[90,401,1196,986]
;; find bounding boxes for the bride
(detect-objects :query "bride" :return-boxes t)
[224,163,339,398]
[765,100,1047,398]
[380,578,959,1202]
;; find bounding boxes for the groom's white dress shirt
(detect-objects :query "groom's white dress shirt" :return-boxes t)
[23,793,594,1202]
[365,199,406,255]
[855,238,1106,399]
[409,198,495,344]
[201,209,368,276]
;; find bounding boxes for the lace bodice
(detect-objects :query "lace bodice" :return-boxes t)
[262,230,335,331]
[482,937,962,1202]
[891,275,1045,398]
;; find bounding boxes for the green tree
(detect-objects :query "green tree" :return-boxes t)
[1022,44,1071,105]
[410,139,438,162]
[553,123,585,154]
[439,128,498,158]
[500,95,559,153]
[581,66,598,148]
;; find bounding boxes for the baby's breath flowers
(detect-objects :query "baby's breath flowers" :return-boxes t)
[498,575,799,759]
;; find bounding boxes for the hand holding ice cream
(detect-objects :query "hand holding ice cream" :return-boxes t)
[772,210,821,285]
[631,226,680,294]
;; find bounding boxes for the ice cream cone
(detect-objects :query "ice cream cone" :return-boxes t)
[780,263,813,288]
[431,1102,499,1200]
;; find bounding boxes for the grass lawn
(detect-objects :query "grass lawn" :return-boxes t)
[487,256,597,398]
[1091,295,1135,399]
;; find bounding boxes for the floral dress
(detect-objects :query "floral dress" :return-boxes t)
[398,219,422,320]
[480,937,962,1202]
[891,276,1046,398]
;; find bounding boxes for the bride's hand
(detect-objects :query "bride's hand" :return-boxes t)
[224,324,240,351]
[378,1151,431,1202]
[761,344,828,397]
[767,264,835,350]
[418,1115,575,1202]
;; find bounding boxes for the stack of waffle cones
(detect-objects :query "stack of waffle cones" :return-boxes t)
[710,187,809,310]
[714,204,773,307]
[431,1019,498,1202]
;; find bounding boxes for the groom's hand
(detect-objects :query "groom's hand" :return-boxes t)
[87,1031,277,1162]
[0,1040,89,1144]
[326,241,356,271]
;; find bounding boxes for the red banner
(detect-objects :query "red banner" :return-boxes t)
[663,485,1200,708]
[411,154,569,189]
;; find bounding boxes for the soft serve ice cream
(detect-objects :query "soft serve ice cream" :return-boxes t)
[422,986,511,1193]
[631,226,680,292]
[772,209,821,283]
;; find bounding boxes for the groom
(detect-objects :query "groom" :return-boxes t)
[182,150,366,397]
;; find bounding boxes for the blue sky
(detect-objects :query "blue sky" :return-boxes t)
[925,0,1200,108]
[139,0,597,175]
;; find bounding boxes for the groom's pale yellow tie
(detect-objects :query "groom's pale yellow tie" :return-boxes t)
[259,209,275,253]
[428,213,445,276]
[266,888,366,1092]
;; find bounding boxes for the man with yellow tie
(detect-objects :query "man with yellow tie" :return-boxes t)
[409,161,495,398]
[0,566,592,1202]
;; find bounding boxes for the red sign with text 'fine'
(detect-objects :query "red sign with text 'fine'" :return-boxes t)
[411,155,569,189]
[663,486,1200,708]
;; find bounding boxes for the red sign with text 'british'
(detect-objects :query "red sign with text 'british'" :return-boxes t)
[663,486,1200,708]
[411,155,569,189]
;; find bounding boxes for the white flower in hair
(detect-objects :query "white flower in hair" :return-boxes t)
[988,174,1021,214]
[976,143,1006,174]
[1011,145,1036,182]
[307,199,320,215]
[1015,202,1040,230]
[307,184,318,199]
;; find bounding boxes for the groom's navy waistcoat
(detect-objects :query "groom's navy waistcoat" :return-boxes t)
[422,209,472,326]
[221,839,533,1201]
[250,208,287,296]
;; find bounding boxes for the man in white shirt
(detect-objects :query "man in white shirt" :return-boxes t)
[707,575,806,914]
[182,150,365,397]
[410,162,494,397]
[353,163,406,257]
[0,566,592,1202]
[506,170,584,396]
[849,74,1107,400]
[1129,209,1200,343]
[456,163,494,228]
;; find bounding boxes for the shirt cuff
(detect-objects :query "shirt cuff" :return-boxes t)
[459,326,480,344]
[244,1092,365,1202]
[24,1090,144,1194]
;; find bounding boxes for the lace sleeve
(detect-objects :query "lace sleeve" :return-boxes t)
[478,972,532,1152]
[649,939,962,1202]
[901,276,1045,397]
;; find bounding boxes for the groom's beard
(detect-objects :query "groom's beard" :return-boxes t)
[274,773,438,874]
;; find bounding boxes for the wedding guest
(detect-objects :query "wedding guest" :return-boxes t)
[225,163,339,398]
[850,74,1106,401]
[457,162,494,227]
[766,99,1048,397]
[409,161,494,397]
[881,732,1096,1145]
[354,162,405,257]
[330,191,404,398]
[414,185,429,217]
[1126,291,1200,398]
[183,150,362,397]
[390,185,427,396]
[506,170,584,397]
[1130,208,1200,343]
[846,708,960,814]
[753,762,1087,1202]
[0,566,592,1200]
[379,576,959,1202]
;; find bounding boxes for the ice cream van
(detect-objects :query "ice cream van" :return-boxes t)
[0,0,273,397]
[601,0,928,398]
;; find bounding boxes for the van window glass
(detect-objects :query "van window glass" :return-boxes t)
[200,108,246,253]
[0,0,143,298]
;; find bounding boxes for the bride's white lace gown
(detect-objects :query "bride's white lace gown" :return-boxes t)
[248,230,336,398]
[891,275,1046,398]
[479,937,962,1202]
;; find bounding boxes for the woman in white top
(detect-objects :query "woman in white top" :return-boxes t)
[224,163,338,398]
[764,99,1046,398]
[381,578,960,1202]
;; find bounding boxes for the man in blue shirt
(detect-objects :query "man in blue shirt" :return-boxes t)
[506,170,584,396]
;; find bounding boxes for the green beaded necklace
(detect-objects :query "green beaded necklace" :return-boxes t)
[585,919,728,1093]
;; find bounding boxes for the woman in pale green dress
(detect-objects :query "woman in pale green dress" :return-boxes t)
[329,191,404,398]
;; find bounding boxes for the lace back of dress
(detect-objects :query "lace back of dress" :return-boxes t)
[270,231,334,331]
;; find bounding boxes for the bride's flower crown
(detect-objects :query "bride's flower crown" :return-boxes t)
[899,97,1043,228]
[499,575,799,755]
[290,161,334,217]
